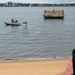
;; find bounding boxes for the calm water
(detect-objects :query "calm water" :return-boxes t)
[0,6,75,60]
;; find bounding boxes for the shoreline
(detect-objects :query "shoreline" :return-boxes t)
[0,57,69,62]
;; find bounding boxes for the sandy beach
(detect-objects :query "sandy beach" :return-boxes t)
[0,58,69,75]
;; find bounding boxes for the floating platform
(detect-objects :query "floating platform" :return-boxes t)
[43,9,64,19]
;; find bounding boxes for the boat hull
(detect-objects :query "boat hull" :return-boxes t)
[4,22,21,26]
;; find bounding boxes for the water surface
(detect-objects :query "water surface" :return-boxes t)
[0,7,75,60]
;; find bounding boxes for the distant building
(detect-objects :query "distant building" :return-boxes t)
[6,1,15,6]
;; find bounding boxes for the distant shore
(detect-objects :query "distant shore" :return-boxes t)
[0,3,75,7]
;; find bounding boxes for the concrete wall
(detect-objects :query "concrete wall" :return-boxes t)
[44,10,64,17]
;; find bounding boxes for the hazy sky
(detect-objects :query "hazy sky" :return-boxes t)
[0,0,75,3]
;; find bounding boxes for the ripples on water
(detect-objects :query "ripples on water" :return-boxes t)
[0,7,75,60]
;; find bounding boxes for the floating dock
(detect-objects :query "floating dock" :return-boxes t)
[43,9,64,19]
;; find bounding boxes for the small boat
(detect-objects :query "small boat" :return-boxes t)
[4,22,21,26]
[4,21,27,26]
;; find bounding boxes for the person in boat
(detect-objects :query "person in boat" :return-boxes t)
[11,19,18,23]
[16,20,18,23]
[11,19,14,23]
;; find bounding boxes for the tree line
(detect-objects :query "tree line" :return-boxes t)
[0,3,75,7]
